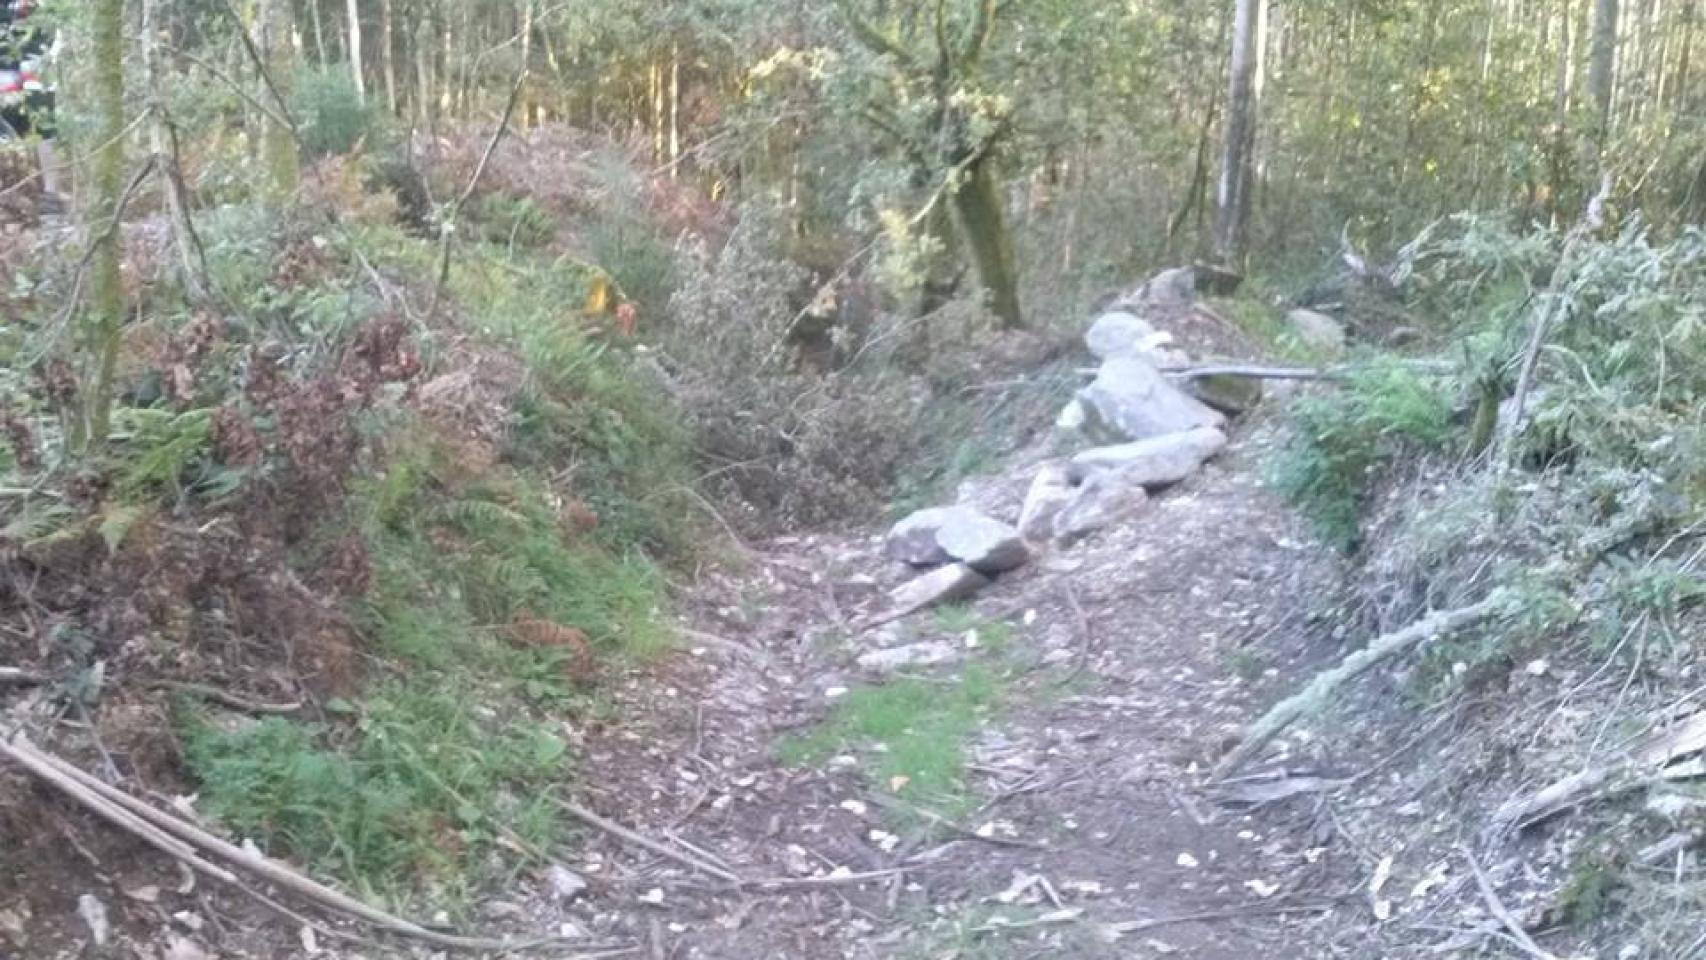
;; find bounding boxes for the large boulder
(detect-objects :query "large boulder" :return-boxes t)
[884,506,975,566]
[1054,472,1150,543]
[1287,308,1347,357]
[1078,356,1225,442]
[1017,463,1075,542]
[1068,427,1228,489]
[887,563,990,616]
[935,512,1030,574]
[1086,311,1167,361]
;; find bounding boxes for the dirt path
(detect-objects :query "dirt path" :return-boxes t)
[547,425,1361,959]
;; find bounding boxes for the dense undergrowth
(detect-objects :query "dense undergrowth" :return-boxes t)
[1261,215,1706,952]
[1,93,1079,908]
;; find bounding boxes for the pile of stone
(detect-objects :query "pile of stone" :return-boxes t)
[876,266,1252,620]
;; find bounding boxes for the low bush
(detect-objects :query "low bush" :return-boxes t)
[1273,358,1457,550]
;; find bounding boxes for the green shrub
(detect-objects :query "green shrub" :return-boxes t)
[295,66,384,158]
[351,429,672,663]
[1273,359,1456,550]
[470,192,556,250]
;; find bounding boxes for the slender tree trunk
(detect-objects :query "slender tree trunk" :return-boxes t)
[346,0,366,101]
[415,11,434,130]
[668,41,681,175]
[258,0,299,195]
[307,0,328,67]
[953,157,1023,329]
[82,0,128,450]
[1590,0,1620,139]
[1675,0,1696,113]
[143,0,210,300]
[1215,0,1262,267]
[380,0,398,114]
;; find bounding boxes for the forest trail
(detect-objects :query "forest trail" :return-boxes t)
[549,421,1359,959]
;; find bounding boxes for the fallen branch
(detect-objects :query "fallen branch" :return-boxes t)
[0,735,569,952]
[1100,897,1341,937]
[553,798,742,884]
[1162,364,1343,382]
[0,667,48,686]
[1212,596,1504,780]
[145,680,302,715]
[1462,847,1561,960]
[1490,710,1706,833]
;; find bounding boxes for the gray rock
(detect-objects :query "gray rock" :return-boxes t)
[1056,397,1090,434]
[857,639,962,674]
[936,511,1029,573]
[1137,267,1200,306]
[1086,311,1167,361]
[887,563,990,615]
[1068,426,1229,488]
[884,505,978,566]
[1054,472,1150,542]
[1287,308,1347,357]
[1078,356,1225,442]
[1018,463,1075,543]
[1186,373,1264,416]
[547,865,588,901]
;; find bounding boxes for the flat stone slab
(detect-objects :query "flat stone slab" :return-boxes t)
[886,562,991,616]
[1068,426,1229,489]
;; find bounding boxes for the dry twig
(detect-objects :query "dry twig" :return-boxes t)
[1461,847,1560,960]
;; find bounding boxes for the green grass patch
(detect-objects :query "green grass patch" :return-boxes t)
[780,665,1004,815]
[183,677,568,905]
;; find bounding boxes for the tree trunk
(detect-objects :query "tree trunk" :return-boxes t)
[1215,0,1262,267]
[308,0,328,67]
[143,0,209,300]
[346,0,366,101]
[82,0,128,450]
[258,0,298,196]
[1590,0,1620,139]
[380,0,398,114]
[952,157,1023,329]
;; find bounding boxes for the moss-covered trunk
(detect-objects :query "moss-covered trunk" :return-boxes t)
[259,0,299,198]
[81,0,127,450]
[952,156,1023,329]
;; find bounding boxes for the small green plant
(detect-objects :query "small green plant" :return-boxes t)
[471,192,556,251]
[1556,852,1626,928]
[933,604,1016,658]
[184,678,568,901]
[1225,647,1266,682]
[780,666,1004,814]
[1273,358,1456,550]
